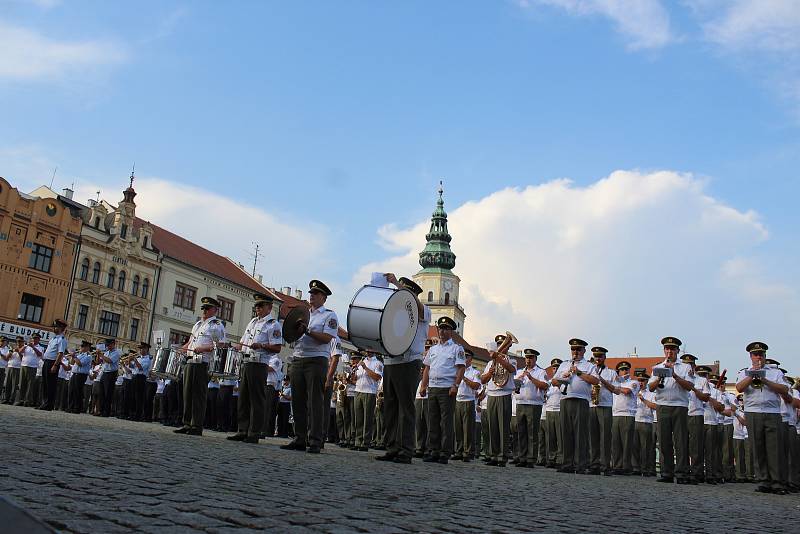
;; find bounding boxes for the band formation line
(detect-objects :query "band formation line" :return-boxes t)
[1,273,798,497]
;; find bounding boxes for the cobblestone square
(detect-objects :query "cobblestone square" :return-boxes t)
[1,405,797,533]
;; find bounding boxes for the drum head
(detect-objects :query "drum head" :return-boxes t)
[347,285,419,356]
[380,289,419,356]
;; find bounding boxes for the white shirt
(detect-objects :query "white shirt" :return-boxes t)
[721,391,736,425]
[355,356,383,394]
[648,360,692,407]
[240,315,283,364]
[188,316,226,364]
[732,406,748,439]
[555,358,597,402]
[688,375,710,417]
[591,367,619,407]
[703,388,722,425]
[208,380,220,389]
[514,366,548,405]
[0,346,8,368]
[385,305,431,365]
[737,366,786,414]
[156,379,166,394]
[57,355,70,380]
[6,346,21,369]
[133,355,152,376]
[484,355,517,396]
[102,349,122,372]
[635,390,655,423]
[612,377,640,417]
[42,334,67,361]
[73,352,92,374]
[293,306,338,359]
[415,381,427,400]
[545,385,563,412]
[423,338,466,388]
[266,354,283,388]
[19,345,40,368]
[457,366,481,402]
[279,385,291,402]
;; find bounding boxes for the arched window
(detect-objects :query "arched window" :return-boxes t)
[94,217,100,228]
[107,267,116,288]
[142,278,149,299]
[132,275,140,296]
[92,262,101,284]
[444,292,450,305]
[79,258,89,281]
[117,270,126,291]
[427,291,433,303]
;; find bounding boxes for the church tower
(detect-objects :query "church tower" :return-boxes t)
[413,183,466,335]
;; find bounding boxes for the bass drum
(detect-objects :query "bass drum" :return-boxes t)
[347,285,420,357]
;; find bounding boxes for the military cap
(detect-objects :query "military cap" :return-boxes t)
[569,338,588,348]
[695,365,712,375]
[52,319,67,329]
[495,334,507,344]
[105,338,116,344]
[308,279,332,296]
[616,361,631,371]
[32,332,41,339]
[398,277,423,295]
[550,358,563,367]
[80,340,91,347]
[661,337,682,348]
[437,316,457,330]
[523,348,540,357]
[253,293,274,306]
[765,358,781,366]
[139,341,151,349]
[680,354,697,363]
[464,348,474,358]
[709,373,720,381]
[778,367,788,375]
[785,376,795,386]
[0,336,5,341]
[350,351,363,359]
[15,336,23,342]
[746,341,768,353]
[591,346,608,354]
[200,296,221,309]
[636,372,650,380]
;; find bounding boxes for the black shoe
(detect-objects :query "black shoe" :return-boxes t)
[557,467,574,473]
[348,446,359,451]
[437,457,448,465]
[516,461,528,468]
[243,436,259,444]
[755,486,773,494]
[306,445,321,454]
[536,461,546,467]
[689,479,698,485]
[226,433,247,441]
[676,478,689,485]
[450,454,463,461]
[173,427,190,434]
[358,447,368,452]
[485,459,498,466]
[510,459,519,465]
[375,454,397,462]
[525,463,534,468]
[280,441,306,451]
[462,458,472,463]
[707,479,717,485]
[422,455,438,463]
[496,461,506,467]
[186,428,203,436]
[374,446,386,451]
[414,452,424,458]
[393,456,412,464]
[657,477,674,483]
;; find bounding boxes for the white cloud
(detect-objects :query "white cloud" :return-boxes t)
[696,0,800,52]
[0,20,126,81]
[517,0,675,50]
[355,170,798,369]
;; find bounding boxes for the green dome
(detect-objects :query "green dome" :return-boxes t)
[419,183,456,272]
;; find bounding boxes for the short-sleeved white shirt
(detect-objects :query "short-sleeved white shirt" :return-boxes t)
[737,366,785,414]
[612,378,640,416]
[0,346,8,369]
[293,306,338,359]
[555,359,597,402]
[355,356,383,394]
[703,388,722,425]
[457,366,481,401]
[240,315,283,364]
[732,406,748,439]
[20,346,39,368]
[635,390,655,423]
[545,385,563,412]
[591,367,619,408]
[188,316,227,364]
[688,375,710,417]
[43,334,67,361]
[648,361,692,407]
[484,355,517,396]
[266,354,283,387]
[6,346,22,369]
[514,366,548,405]
[423,338,466,388]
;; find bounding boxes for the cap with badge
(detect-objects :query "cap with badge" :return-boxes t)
[695,365,712,375]
[308,280,332,296]
[398,277,423,295]
[661,337,682,348]
[550,358,563,368]
[765,358,781,366]
[591,346,608,355]
[253,293,274,307]
[680,354,697,364]
[616,361,631,372]
[569,338,588,348]
[105,338,116,345]
[523,348,540,358]
[200,297,221,309]
[635,371,650,380]
[437,316,457,330]
[746,341,768,354]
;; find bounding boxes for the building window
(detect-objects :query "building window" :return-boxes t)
[98,310,121,337]
[77,305,88,330]
[142,236,148,248]
[173,282,196,310]
[129,318,139,341]
[444,292,450,305]
[427,291,433,302]
[18,293,45,323]
[117,270,126,291]
[28,243,53,273]
[107,267,116,288]
[217,296,235,322]
[142,278,149,299]
[94,217,100,229]
[79,258,89,280]
[120,224,128,239]
[132,275,140,295]
[169,330,191,346]
[92,262,101,284]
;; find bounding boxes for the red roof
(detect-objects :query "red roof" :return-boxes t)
[136,218,281,299]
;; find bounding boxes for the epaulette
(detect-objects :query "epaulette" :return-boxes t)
[211,319,220,324]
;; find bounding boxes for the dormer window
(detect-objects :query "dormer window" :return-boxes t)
[142,235,148,248]
[94,217,100,229]
[120,224,128,239]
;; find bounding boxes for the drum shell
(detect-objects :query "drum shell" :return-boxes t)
[347,285,419,357]
[151,347,171,379]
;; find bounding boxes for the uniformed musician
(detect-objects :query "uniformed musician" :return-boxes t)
[174,296,226,436]
[97,339,122,417]
[2,336,21,405]
[281,280,338,453]
[647,336,693,484]
[131,343,152,421]
[479,333,517,467]
[39,319,68,411]
[553,339,599,474]
[17,335,41,407]
[228,293,282,444]
[684,354,710,484]
[0,336,8,401]
[588,346,616,475]
[67,341,92,414]
[610,360,639,475]
[453,348,481,462]
[352,350,383,451]
[634,372,657,477]
[513,349,548,468]
[544,358,564,468]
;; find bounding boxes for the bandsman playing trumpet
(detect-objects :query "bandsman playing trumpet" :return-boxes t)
[610,360,639,476]
[683,354,710,484]
[513,349,548,468]
[352,350,383,452]
[480,333,517,467]
[588,346,616,476]
[544,358,564,468]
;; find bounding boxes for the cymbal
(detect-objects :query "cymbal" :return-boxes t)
[283,306,310,344]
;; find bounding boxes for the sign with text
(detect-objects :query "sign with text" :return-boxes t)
[0,320,54,342]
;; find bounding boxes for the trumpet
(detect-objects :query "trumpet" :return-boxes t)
[561,355,581,395]
[490,331,517,388]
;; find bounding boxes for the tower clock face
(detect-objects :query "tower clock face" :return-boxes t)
[443,280,453,291]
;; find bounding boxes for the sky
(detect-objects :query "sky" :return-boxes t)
[1,0,798,372]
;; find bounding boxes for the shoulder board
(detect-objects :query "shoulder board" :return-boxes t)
[211,319,220,324]
[739,368,747,372]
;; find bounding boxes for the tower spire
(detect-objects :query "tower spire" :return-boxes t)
[418,180,456,272]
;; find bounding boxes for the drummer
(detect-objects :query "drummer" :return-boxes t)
[281,280,338,454]
[228,293,282,444]
[174,297,226,436]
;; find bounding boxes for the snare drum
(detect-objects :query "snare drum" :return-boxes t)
[165,349,186,380]
[347,285,420,356]
[222,349,244,380]
[151,347,171,379]
[209,348,228,379]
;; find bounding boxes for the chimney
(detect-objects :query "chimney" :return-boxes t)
[87,199,97,207]
[257,274,263,283]
[281,286,291,295]
[294,289,302,300]
[62,187,74,199]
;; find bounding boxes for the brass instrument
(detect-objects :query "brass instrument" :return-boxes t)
[591,364,605,404]
[490,331,518,388]
[376,390,384,408]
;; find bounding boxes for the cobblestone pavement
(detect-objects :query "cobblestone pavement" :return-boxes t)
[1,404,798,534]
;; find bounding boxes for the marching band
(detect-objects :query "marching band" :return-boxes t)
[2,274,800,497]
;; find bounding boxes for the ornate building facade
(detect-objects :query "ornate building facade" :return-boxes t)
[65,178,160,352]
[0,178,82,343]
[413,184,466,335]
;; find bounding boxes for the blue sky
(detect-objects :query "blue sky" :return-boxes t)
[1,1,798,368]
